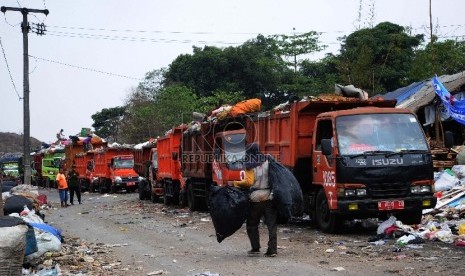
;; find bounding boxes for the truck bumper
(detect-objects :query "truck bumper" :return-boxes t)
[336,195,437,217]
[115,181,138,189]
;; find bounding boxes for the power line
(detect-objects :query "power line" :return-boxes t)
[28,55,144,80]
[46,25,261,36]
[45,31,242,45]
[0,37,22,100]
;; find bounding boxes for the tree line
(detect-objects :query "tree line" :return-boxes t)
[91,22,465,143]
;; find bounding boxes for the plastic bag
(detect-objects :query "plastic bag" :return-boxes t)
[25,231,62,263]
[209,186,249,243]
[434,171,459,191]
[377,216,397,235]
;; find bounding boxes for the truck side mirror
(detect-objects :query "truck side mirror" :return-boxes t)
[172,152,178,160]
[321,139,333,156]
[444,131,454,148]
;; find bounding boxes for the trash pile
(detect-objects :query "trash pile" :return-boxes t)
[371,165,465,248]
[1,185,128,275]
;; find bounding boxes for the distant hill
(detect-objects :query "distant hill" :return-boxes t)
[0,132,42,156]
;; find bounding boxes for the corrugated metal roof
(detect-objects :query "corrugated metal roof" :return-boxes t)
[381,71,465,112]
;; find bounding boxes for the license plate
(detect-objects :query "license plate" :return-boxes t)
[378,200,404,210]
[127,182,136,186]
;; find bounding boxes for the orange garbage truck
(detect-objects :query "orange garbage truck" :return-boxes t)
[244,98,437,232]
[156,125,187,206]
[181,119,249,211]
[133,139,158,201]
[93,146,139,193]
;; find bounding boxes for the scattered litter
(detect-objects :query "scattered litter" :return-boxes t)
[331,267,345,271]
[147,270,165,275]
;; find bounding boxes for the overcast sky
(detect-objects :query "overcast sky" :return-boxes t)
[1,0,464,143]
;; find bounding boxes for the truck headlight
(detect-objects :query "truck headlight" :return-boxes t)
[138,176,145,182]
[411,185,432,194]
[411,186,421,194]
[115,176,122,183]
[345,189,356,197]
[356,189,367,196]
[420,185,431,193]
[92,177,99,182]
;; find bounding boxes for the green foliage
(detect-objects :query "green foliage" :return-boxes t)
[300,54,342,94]
[197,90,245,113]
[272,31,327,71]
[153,85,198,130]
[91,106,125,142]
[410,40,465,80]
[163,35,297,109]
[339,22,423,94]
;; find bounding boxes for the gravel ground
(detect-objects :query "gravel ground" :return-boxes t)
[38,188,465,276]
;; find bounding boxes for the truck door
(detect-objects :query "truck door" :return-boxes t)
[313,119,337,210]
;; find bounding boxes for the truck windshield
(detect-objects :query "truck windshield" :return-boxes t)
[114,158,134,169]
[224,133,246,164]
[336,114,428,155]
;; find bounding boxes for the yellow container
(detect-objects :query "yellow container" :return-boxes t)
[459,223,465,236]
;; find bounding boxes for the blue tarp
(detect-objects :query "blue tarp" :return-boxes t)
[380,80,428,105]
[433,76,465,126]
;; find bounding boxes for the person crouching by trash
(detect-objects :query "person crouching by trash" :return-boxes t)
[56,168,69,207]
[231,143,278,257]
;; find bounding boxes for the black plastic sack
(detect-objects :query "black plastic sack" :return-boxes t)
[0,216,24,228]
[209,186,249,243]
[3,195,34,215]
[268,157,304,221]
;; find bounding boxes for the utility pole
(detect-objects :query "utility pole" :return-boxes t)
[1,6,49,185]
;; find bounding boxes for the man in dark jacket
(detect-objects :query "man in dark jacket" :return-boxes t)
[67,165,81,204]
[242,143,277,257]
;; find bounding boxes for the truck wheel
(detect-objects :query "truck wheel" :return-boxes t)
[188,182,200,211]
[315,189,342,233]
[179,189,188,208]
[151,192,159,203]
[163,183,172,205]
[397,210,422,225]
[99,184,105,194]
[138,182,146,200]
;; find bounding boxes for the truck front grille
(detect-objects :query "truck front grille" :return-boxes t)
[367,182,410,198]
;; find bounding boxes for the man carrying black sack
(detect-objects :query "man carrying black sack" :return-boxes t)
[232,143,278,257]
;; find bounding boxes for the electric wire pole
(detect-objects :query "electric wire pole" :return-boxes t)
[1,6,49,185]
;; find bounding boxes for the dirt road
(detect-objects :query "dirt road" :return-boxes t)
[41,189,465,276]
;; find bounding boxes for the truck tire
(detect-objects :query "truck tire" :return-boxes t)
[179,189,188,208]
[151,192,159,203]
[397,210,422,225]
[315,189,342,233]
[163,183,172,205]
[99,184,105,194]
[187,182,200,211]
[138,182,146,200]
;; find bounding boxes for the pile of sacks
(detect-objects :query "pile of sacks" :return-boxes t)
[1,185,63,275]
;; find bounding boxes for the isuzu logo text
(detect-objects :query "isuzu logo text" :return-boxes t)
[372,158,404,166]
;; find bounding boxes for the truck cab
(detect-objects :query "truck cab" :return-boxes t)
[109,155,139,192]
[212,129,247,186]
[41,150,65,188]
[313,107,436,232]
